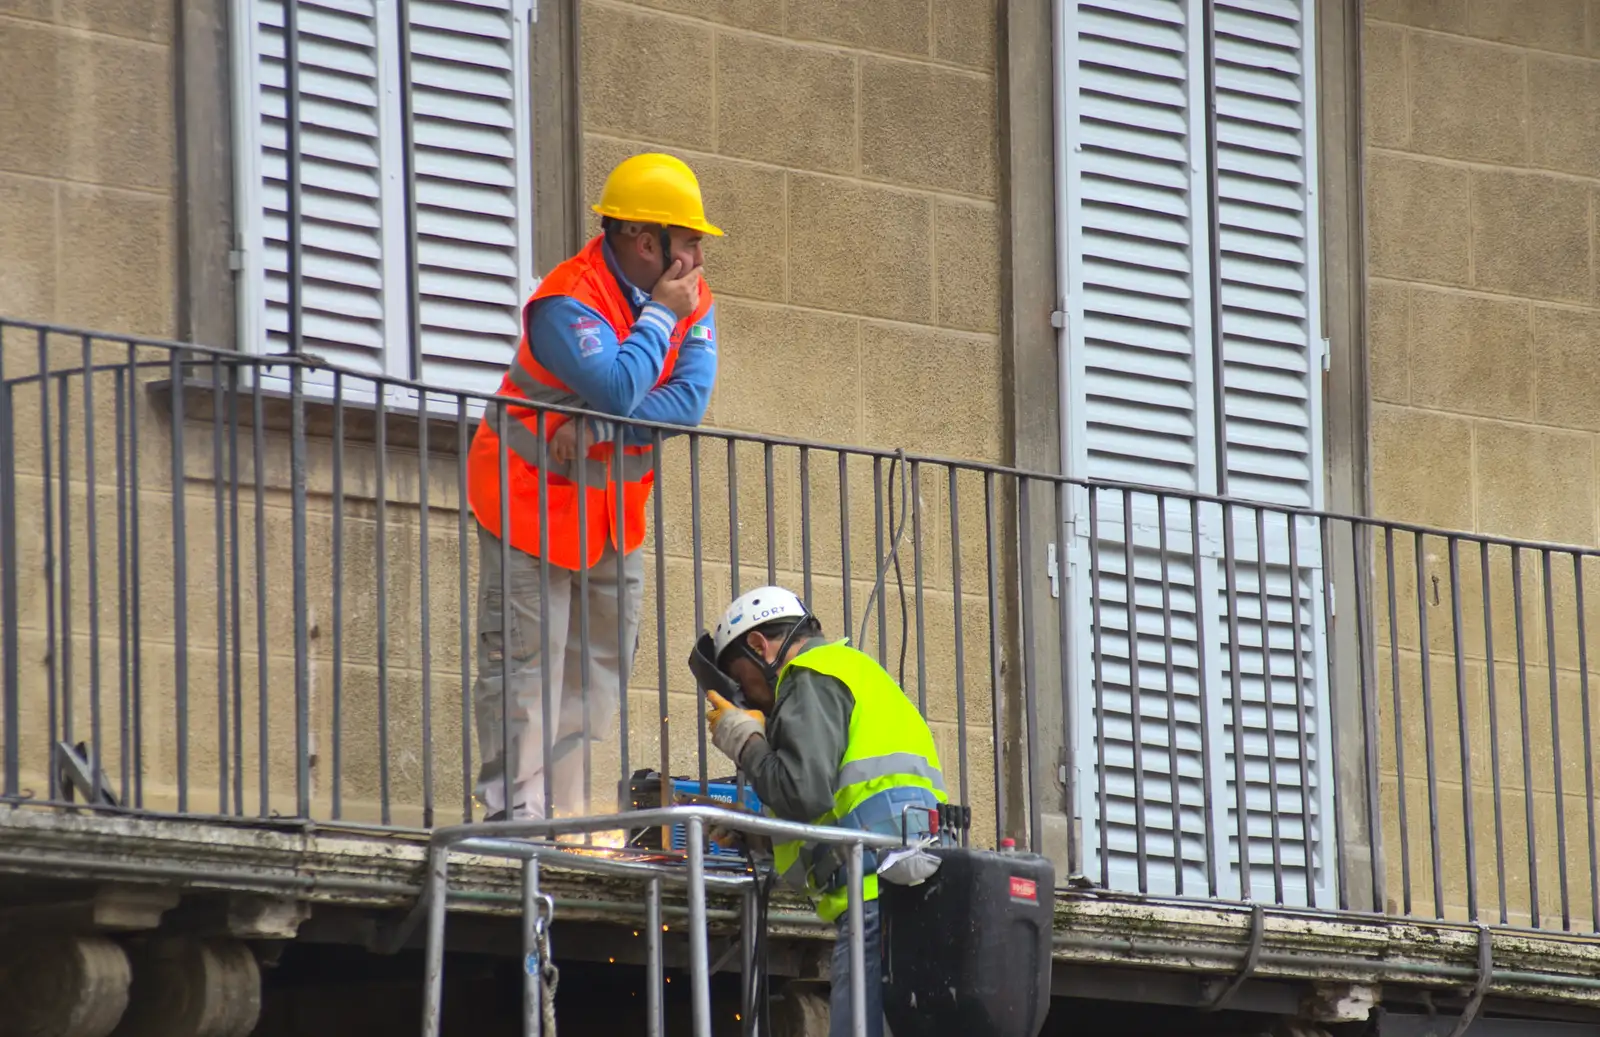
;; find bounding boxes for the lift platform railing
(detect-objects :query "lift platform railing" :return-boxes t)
[420,804,906,1037]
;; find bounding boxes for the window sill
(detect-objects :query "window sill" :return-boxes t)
[145,377,478,460]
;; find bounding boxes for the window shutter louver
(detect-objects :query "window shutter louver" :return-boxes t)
[408,0,533,399]
[235,0,532,405]
[247,0,397,395]
[1058,0,1333,906]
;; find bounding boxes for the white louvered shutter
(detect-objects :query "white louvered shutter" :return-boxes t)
[1056,0,1333,906]
[242,0,399,398]
[1059,0,1221,900]
[408,0,533,398]
[234,0,532,404]
[1210,0,1330,907]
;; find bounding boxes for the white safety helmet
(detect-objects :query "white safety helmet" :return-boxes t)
[712,585,810,662]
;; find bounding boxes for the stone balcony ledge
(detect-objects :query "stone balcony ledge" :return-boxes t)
[5,806,1600,1017]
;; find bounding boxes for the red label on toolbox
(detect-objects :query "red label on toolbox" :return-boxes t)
[1009,876,1038,903]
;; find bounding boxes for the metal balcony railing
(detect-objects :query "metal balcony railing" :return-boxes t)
[4,317,1600,937]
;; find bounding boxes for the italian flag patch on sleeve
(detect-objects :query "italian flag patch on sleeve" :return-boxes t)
[690,324,713,342]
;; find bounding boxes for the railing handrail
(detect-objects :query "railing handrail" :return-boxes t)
[430,804,911,852]
[9,316,1600,558]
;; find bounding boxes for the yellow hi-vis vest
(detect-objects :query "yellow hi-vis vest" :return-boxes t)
[769,640,948,922]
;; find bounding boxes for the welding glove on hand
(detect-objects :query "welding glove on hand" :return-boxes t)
[706,689,765,767]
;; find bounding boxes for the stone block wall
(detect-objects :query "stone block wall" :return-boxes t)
[578,0,1010,838]
[1364,0,1600,927]
[0,0,1012,840]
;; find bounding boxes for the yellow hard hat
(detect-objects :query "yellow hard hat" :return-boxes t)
[591,153,724,237]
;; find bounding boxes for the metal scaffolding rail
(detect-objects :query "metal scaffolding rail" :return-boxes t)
[419,805,905,1037]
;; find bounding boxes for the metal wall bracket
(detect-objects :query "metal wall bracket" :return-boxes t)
[54,742,117,807]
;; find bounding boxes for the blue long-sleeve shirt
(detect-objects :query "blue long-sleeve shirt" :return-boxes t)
[526,240,716,447]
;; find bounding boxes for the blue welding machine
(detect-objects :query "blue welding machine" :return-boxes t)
[622,769,764,860]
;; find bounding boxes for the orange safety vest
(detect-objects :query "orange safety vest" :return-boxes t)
[466,235,714,570]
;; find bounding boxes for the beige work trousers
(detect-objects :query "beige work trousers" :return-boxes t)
[472,523,644,819]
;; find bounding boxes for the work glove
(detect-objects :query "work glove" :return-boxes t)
[706,689,765,767]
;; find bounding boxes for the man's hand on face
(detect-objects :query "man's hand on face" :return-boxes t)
[549,418,595,465]
[651,258,702,320]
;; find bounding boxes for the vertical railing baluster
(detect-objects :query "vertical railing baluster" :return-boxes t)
[1121,488,1147,892]
[83,338,104,807]
[1481,540,1508,924]
[1192,498,1218,898]
[1088,486,1107,886]
[1512,547,1539,927]
[690,435,706,794]
[57,375,74,790]
[1414,530,1441,917]
[457,395,472,823]
[984,472,1005,846]
[377,386,392,824]
[1156,494,1182,895]
[1019,478,1041,853]
[1384,526,1410,912]
[128,343,144,807]
[1448,537,1477,922]
[331,374,345,819]
[873,457,887,664]
[1541,548,1570,930]
[169,354,188,812]
[211,355,228,812]
[949,469,969,842]
[1574,553,1599,932]
[38,332,58,801]
[0,367,18,797]
[419,390,435,827]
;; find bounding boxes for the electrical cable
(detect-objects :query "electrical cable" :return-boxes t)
[741,854,776,1037]
[858,449,912,688]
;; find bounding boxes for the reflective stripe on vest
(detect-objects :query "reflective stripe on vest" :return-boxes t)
[767,640,947,923]
[465,234,713,569]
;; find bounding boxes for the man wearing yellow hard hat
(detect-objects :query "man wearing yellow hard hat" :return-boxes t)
[466,153,722,820]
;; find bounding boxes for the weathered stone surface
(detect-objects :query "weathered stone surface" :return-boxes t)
[1475,420,1595,544]
[933,0,997,69]
[1408,31,1527,165]
[1368,280,1410,404]
[788,0,930,57]
[111,937,261,1037]
[1366,0,1470,31]
[860,58,997,197]
[1370,404,1475,527]
[0,173,57,321]
[1408,289,1532,419]
[1367,153,1471,285]
[625,0,782,32]
[935,200,1001,333]
[1471,171,1593,303]
[787,175,933,323]
[1467,0,1588,54]
[579,2,714,150]
[1534,306,1600,430]
[0,935,131,1037]
[715,36,857,174]
[1363,22,1409,149]
[1529,54,1600,177]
